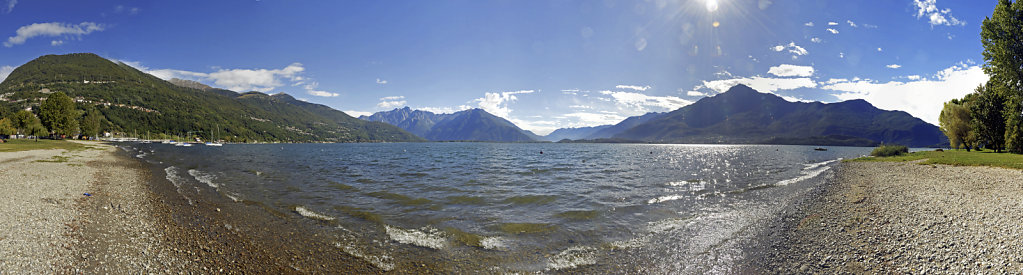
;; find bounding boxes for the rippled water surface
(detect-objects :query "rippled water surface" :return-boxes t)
[128,142,873,272]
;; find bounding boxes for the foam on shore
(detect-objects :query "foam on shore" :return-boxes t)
[164,166,194,205]
[384,225,447,249]
[187,169,219,188]
[775,159,838,186]
[479,236,508,250]
[648,194,686,204]
[294,206,336,221]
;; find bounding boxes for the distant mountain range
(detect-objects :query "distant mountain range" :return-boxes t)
[364,84,945,147]
[361,107,537,142]
[539,112,664,141]
[612,84,947,147]
[0,53,946,146]
[0,53,422,142]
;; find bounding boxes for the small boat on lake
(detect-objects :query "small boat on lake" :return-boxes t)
[814,147,827,151]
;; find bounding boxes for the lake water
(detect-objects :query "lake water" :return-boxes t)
[125,142,873,273]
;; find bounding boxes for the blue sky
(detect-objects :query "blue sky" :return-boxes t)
[0,0,994,135]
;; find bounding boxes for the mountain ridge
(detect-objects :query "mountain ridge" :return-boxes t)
[0,53,423,142]
[361,107,537,142]
[613,84,946,147]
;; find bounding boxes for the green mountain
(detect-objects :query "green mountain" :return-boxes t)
[361,107,537,142]
[0,53,422,142]
[615,84,947,147]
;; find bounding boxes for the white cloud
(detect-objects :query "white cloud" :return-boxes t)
[699,77,817,96]
[377,95,406,108]
[615,84,651,91]
[206,63,305,92]
[308,90,339,97]
[771,42,808,58]
[804,22,814,27]
[376,78,387,84]
[302,82,339,97]
[133,62,306,93]
[906,75,922,80]
[568,105,591,109]
[119,59,342,97]
[768,64,815,77]
[145,68,207,80]
[560,112,627,128]
[885,64,902,69]
[344,110,374,117]
[810,37,822,43]
[686,90,708,97]
[0,65,14,82]
[826,28,839,34]
[50,40,63,46]
[418,105,472,114]
[827,22,839,26]
[509,118,560,136]
[561,89,586,95]
[601,90,692,112]
[847,20,857,27]
[5,0,15,13]
[913,0,965,27]
[688,64,821,100]
[823,78,848,84]
[634,38,647,52]
[4,22,106,47]
[114,5,139,15]
[474,90,535,118]
[823,64,986,126]
[877,47,882,52]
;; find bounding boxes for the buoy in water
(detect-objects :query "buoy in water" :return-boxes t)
[540,151,543,154]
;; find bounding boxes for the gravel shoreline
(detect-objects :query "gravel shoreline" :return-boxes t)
[748,161,1023,273]
[1,141,387,273]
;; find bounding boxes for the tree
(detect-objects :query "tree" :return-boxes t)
[27,119,47,141]
[38,91,79,138]
[0,118,14,136]
[12,110,35,136]
[80,108,102,138]
[970,84,1007,152]
[981,0,1023,153]
[940,101,974,150]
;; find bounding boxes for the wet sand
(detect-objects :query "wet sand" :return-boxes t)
[749,161,1023,273]
[0,141,394,273]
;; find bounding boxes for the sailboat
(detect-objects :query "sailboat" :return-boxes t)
[205,124,224,146]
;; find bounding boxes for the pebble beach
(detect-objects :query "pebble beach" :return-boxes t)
[752,161,1023,273]
[0,141,383,274]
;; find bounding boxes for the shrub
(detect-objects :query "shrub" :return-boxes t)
[871,145,909,157]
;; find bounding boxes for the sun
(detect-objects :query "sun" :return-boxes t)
[705,0,719,12]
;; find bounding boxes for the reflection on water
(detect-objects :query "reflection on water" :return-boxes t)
[129,142,871,272]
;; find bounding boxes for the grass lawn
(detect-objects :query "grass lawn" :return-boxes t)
[850,149,1023,170]
[0,139,91,153]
